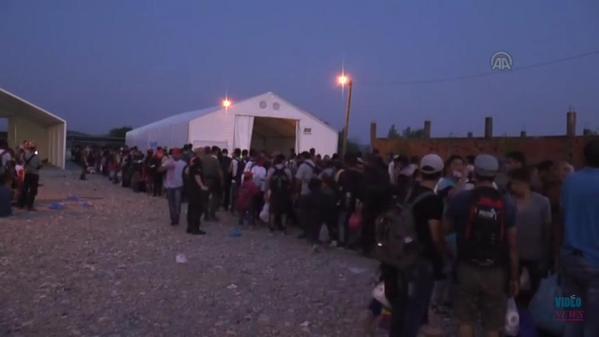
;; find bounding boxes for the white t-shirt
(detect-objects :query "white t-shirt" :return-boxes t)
[251,165,267,192]
[162,158,186,189]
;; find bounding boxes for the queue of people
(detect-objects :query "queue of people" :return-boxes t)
[73,139,599,337]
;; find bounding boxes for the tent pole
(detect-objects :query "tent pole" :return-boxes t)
[342,80,353,157]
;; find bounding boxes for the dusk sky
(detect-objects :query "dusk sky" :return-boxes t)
[1,0,598,143]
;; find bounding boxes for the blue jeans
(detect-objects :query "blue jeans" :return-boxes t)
[166,187,182,224]
[384,261,435,337]
[561,249,599,337]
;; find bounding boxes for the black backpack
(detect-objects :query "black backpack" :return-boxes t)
[233,158,246,183]
[374,189,433,270]
[459,188,508,267]
[270,167,290,195]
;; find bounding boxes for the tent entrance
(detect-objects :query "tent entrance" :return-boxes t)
[250,117,297,154]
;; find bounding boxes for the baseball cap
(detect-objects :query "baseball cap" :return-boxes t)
[420,154,444,175]
[474,154,499,177]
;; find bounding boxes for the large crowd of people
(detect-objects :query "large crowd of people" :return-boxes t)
[5,139,599,337]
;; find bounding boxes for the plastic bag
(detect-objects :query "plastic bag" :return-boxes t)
[529,274,564,336]
[259,202,270,223]
[520,267,531,292]
[372,282,391,308]
[504,297,520,336]
[319,224,330,242]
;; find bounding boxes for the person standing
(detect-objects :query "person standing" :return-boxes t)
[229,148,245,213]
[0,173,13,217]
[361,154,392,256]
[18,143,42,211]
[560,139,599,337]
[0,139,13,178]
[383,154,446,337]
[295,152,316,239]
[150,148,165,196]
[250,157,267,221]
[183,154,209,235]
[201,146,224,222]
[79,146,90,181]
[446,154,519,337]
[508,167,552,306]
[266,154,293,232]
[336,153,363,247]
[161,148,186,226]
[220,148,232,211]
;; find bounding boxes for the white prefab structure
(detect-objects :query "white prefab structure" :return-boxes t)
[0,88,67,169]
[126,92,338,155]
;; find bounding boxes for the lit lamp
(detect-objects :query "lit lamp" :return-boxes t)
[222,98,232,110]
[337,73,353,157]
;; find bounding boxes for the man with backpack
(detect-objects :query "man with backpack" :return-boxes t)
[377,154,446,337]
[267,154,293,233]
[446,154,518,337]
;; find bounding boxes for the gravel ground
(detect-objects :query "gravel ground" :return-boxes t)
[0,168,381,337]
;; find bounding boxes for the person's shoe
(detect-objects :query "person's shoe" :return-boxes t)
[189,230,206,235]
[311,244,320,253]
[330,240,338,248]
[171,221,178,226]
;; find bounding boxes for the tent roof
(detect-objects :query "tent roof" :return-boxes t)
[127,105,221,135]
[0,88,66,126]
[128,91,336,135]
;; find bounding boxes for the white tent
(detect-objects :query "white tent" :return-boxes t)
[126,92,338,155]
[0,88,67,169]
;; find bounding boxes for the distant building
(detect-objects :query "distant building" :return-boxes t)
[0,88,66,168]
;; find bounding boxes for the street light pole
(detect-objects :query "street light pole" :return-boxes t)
[341,79,353,157]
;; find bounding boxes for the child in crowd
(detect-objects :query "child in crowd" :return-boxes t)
[236,172,259,226]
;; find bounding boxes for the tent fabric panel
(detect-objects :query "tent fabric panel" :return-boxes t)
[233,115,254,152]
[188,108,234,151]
